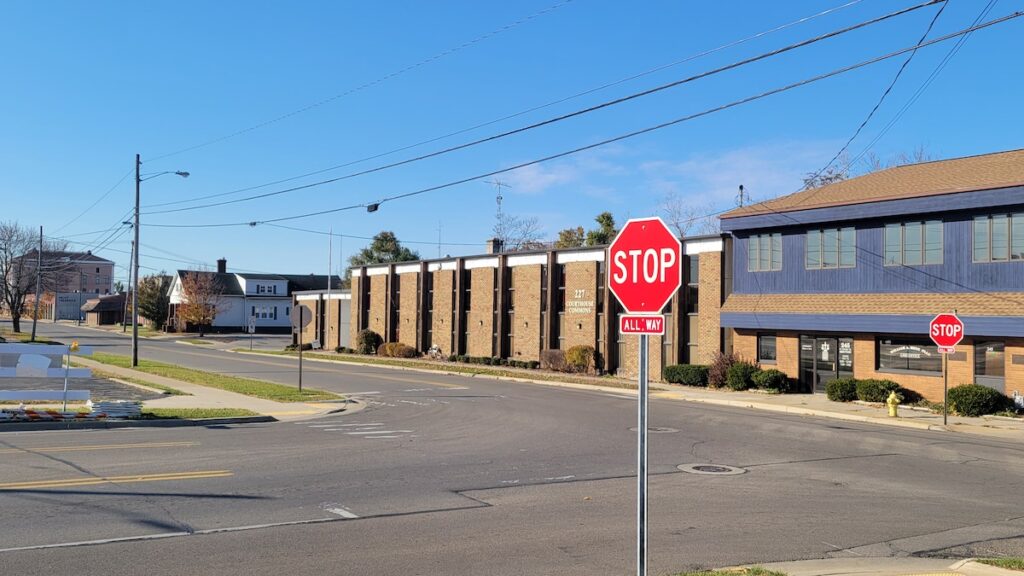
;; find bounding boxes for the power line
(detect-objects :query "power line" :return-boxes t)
[144,0,939,217]
[141,13,1020,230]
[261,222,482,246]
[145,0,577,163]
[52,166,135,234]
[811,0,949,181]
[144,0,865,211]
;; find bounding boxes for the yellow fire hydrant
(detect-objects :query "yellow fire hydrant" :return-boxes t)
[887,390,901,418]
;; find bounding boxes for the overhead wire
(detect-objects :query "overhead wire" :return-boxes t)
[145,0,866,210]
[139,11,1022,230]
[143,0,940,217]
[145,0,578,163]
[261,222,481,246]
[51,166,135,234]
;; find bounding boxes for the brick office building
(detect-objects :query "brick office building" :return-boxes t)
[294,235,727,379]
[719,149,1024,400]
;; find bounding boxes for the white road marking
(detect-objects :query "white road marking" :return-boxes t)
[362,435,401,439]
[324,507,359,519]
[346,391,381,395]
[307,424,342,428]
[345,430,412,435]
[500,479,520,484]
[544,475,576,481]
[331,423,383,427]
[398,400,429,406]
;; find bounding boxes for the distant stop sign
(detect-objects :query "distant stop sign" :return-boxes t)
[607,217,682,314]
[929,313,964,349]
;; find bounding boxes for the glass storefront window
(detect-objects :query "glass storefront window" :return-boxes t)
[876,336,941,373]
[975,341,1005,379]
[757,334,777,363]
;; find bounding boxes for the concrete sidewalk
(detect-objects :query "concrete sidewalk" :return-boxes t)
[753,557,1022,576]
[73,357,344,421]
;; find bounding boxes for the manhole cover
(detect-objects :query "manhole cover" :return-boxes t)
[677,463,746,476]
[629,426,679,433]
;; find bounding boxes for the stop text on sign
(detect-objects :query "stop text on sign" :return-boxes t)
[930,323,962,339]
[928,313,965,350]
[612,248,677,284]
[620,314,665,335]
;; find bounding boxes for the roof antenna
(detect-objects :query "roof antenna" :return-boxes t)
[736,184,746,207]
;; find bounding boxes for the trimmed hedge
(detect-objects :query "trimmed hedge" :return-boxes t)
[566,345,596,374]
[708,351,739,388]
[948,384,1009,417]
[826,378,858,402]
[726,360,759,391]
[855,379,900,403]
[663,364,709,387]
[751,368,791,393]
[541,349,568,372]
[356,329,383,355]
[448,355,539,369]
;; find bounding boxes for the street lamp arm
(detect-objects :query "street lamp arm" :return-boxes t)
[140,170,190,182]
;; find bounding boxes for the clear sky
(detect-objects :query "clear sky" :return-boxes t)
[2,0,1020,282]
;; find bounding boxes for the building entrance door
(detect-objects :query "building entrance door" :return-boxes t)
[800,335,854,393]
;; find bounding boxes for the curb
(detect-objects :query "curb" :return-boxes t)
[0,415,276,432]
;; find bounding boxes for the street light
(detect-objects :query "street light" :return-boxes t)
[132,154,189,367]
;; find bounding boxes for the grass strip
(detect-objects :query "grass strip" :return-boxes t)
[672,568,787,576]
[180,338,214,346]
[82,365,190,396]
[978,559,1024,571]
[89,352,340,402]
[240,349,638,390]
[141,408,260,419]
[0,329,62,345]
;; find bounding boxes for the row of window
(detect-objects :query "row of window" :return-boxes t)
[755,333,1006,380]
[748,213,1024,272]
[256,284,279,294]
[250,305,286,320]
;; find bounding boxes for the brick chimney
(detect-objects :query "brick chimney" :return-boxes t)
[485,238,504,255]
[217,258,227,274]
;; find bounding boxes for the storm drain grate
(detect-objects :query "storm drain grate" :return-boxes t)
[677,463,747,476]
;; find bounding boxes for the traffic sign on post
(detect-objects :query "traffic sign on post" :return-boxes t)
[606,216,681,576]
[929,312,964,426]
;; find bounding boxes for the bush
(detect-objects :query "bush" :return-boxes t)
[565,345,596,373]
[752,368,791,393]
[947,384,1009,417]
[707,351,739,388]
[528,361,540,370]
[826,378,858,402]
[357,329,383,355]
[726,360,760,391]
[855,379,900,403]
[334,346,355,354]
[541,349,568,372]
[663,364,709,387]
[393,344,419,359]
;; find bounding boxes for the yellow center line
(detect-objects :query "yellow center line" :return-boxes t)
[0,470,233,490]
[0,441,199,455]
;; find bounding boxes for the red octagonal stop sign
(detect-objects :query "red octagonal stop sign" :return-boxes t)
[929,313,964,349]
[607,217,682,314]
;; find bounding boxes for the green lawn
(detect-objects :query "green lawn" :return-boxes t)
[241,349,639,390]
[141,408,260,419]
[978,559,1024,571]
[0,328,62,345]
[89,352,341,402]
[82,365,190,396]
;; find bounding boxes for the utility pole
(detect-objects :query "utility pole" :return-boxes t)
[326,227,333,350]
[123,240,134,332]
[30,226,42,342]
[132,153,140,366]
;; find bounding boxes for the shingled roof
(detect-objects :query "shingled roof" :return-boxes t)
[721,292,1024,318]
[721,148,1024,219]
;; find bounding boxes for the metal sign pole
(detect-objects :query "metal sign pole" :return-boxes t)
[637,333,649,576]
[62,344,71,412]
[943,352,948,426]
[298,308,304,393]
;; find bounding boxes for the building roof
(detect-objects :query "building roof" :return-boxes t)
[280,274,344,292]
[175,270,244,296]
[721,292,1024,318]
[81,293,125,312]
[721,148,1024,219]
[21,250,115,264]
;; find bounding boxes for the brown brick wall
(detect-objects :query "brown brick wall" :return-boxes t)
[733,329,799,377]
[397,272,419,347]
[695,252,722,365]
[467,267,496,357]
[617,332,664,381]
[852,334,955,401]
[561,262,599,350]
[1007,339,1024,395]
[511,265,542,361]
[295,298,319,346]
[323,296,343,350]
[367,275,387,338]
[431,270,454,355]
[349,276,361,347]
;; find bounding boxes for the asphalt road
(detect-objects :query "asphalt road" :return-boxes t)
[1,322,1023,575]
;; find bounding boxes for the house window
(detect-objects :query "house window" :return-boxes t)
[273,306,278,320]
[757,334,777,364]
[876,336,941,374]
[884,221,943,266]
[286,306,290,316]
[806,227,855,269]
[975,341,1005,389]
[974,213,1024,262]
[747,233,782,272]
[251,306,256,317]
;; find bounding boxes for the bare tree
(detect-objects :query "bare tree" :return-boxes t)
[658,192,720,238]
[177,270,225,337]
[0,222,70,333]
[806,147,936,189]
[494,212,544,252]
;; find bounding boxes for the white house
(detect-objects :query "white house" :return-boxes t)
[167,259,343,333]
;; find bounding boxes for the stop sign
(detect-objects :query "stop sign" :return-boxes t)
[607,217,682,314]
[929,313,964,349]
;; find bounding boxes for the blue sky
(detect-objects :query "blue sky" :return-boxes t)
[2,0,1020,282]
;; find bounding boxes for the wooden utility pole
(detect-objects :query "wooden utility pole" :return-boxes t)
[30,226,42,342]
